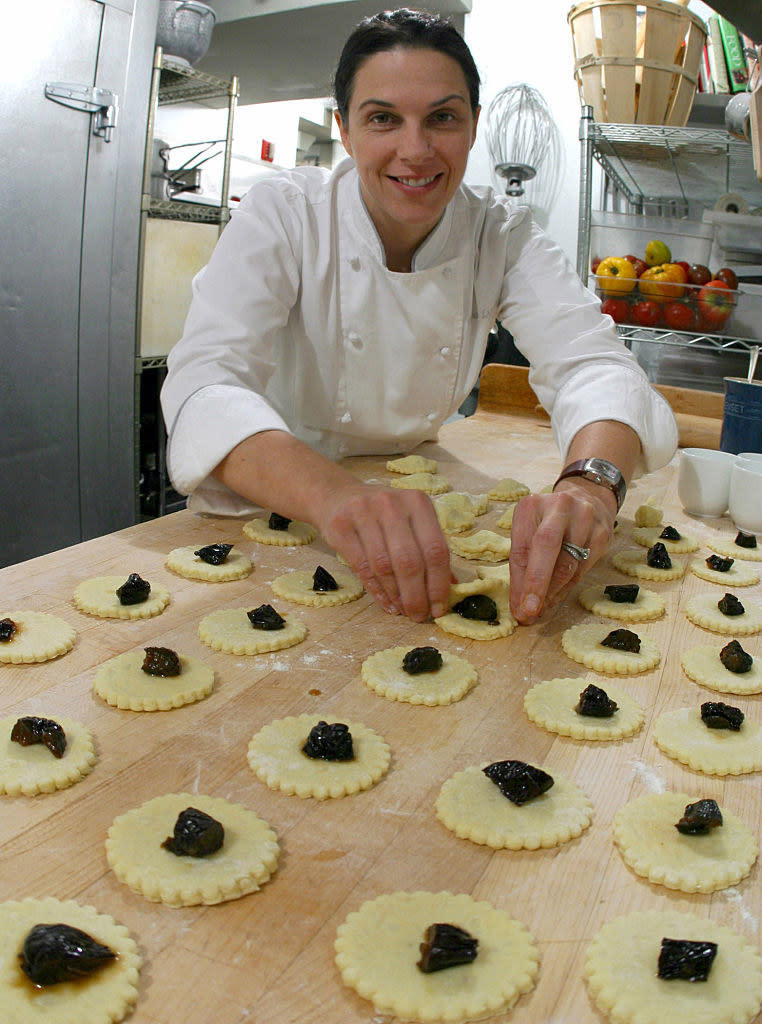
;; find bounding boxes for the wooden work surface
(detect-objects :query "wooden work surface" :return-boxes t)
[1,410,760,1024]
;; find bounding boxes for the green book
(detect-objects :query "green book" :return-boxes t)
[717,15,750,94]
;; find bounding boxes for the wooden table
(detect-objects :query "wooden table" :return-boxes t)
[2,410,760,1024]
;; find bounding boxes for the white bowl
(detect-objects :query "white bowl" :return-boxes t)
[729,459,762,534]
[678,447,735,517]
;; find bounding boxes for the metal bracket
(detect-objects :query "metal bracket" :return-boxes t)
[44,82,118,142]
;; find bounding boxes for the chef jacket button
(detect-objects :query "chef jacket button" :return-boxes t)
[440,346,450,356]
[350,257,361,271]
[347,332,362,350]
[442,266,453,279]
[427,412,437,421]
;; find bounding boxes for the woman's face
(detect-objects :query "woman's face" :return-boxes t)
[335,47,479,261]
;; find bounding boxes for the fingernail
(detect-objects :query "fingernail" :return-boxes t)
[432,603,446,618]
[521,595,540,617]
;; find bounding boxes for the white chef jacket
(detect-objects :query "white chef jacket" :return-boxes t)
[161,157,677,515]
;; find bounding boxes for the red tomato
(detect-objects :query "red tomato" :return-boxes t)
[688,263,712,286]
[630,299,662,327]
[715,267,739,290]
[675,261,691,278]
[624,254,648,277]
[601,297,631,323]
[697,280,735,330]
[663,301,697,331]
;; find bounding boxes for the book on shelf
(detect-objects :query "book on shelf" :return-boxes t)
[718,15,750,93]
[698,44,714,93]
[707,17,730,93]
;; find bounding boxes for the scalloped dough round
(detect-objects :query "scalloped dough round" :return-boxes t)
[523,677,644,741]
[611,547,685,582]
[654,706,762,775]
[93,650,214,711]
[561,624,660,675]
[613,791,757,892]
[584,910,762,1024]
[198,607,306,655]
[271,568,363,607]
[0,715,96,796]
[247,714,390,799]
[435,764,593,849]
[0,896,141,1024]
[577,584,665,622]
[73,576,170,620]
[106,792,279,907]
[335,890,539,1024]
[165,545,252,582]
[448,529,511,562]
[708,536,762,561]
[681,643,762,695]
[388,472,450,495]
[361,646,477,705]
[0,610,76,663]
[632,525,699,553]
[242,516,316,546]
[386,454,437,475]
[689,558,759,587]
[685,593,762,635]
[487,478,529,501]
[476,563,511,584]
[435,578,516,640]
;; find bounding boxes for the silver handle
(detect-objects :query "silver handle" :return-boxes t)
[172,1,217,34]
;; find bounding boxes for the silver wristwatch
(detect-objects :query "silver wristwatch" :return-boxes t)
[554,458,626,511]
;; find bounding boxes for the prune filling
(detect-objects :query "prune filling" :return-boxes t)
[735,531,758,549]
[675,798,723,835]
[312,566,339,592]
[483,760,554,805]
[600,628,641,653]
[268,512,291,531]
[247,604,286,630]
[402,646,443,675]
[719,639,753,674]
[115,573,151,605]
[302,720,354,761]
[417,923,478,973]
[142,646,181,677]
[452,594,499,624]
[162,807,224,857]
[603,584,639,604]
[646,542,672,570]
[19,923,115,986]
[11,717,67,759]
[575,683,618,718]
[659,525,681,541]
[718,593,744,616]
[658,937,717,981]
[705,554,733,572]
[701,701,744,731]
[194,543,233,565]
[0,617,17,642]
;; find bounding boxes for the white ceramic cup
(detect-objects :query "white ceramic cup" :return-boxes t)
[677,448,736,517]
[736,452,762,469]
[729,458,762,534]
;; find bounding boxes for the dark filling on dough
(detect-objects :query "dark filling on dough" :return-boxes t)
[19,924,115,986]
[575,683,618,718]
[417,923,478,973]
[248,604,286,630]
[720,639,753,674]
[268,512,291,531]
[302,720,354,761]
[675,798,723,835]
[646,542,672,569]
[0,617,17,642]
[482,760,553,805]
[701,701,744,731]
[162,807,224,857]
[718,593,744,616]
[600,628,641,653]
[194,543,233,565]
[658,938,717,981]
[312,566,339,592]
[659,525,681,541]
[115,573,151,605]
[142,647,181,677]
[705,554,733,572]
[10,716,66,758]
[603,584,639,603]
[402,646,443,674]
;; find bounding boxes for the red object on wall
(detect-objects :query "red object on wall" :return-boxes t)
[261,139,274,162]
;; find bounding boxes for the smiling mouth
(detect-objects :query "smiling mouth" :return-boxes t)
[389,174,441,188]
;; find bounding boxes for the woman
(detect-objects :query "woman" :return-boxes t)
[161,9,677,625]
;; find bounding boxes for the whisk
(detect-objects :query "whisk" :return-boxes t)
[486,84,561,200]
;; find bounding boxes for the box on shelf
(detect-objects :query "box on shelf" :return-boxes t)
[702,210,762,264]
[589,212,714,269]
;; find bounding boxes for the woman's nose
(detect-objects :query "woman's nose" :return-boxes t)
[397,121,432,161]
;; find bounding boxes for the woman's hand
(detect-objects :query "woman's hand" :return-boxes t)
[508,479,617,624]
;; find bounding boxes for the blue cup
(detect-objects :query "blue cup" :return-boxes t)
[720,377,762,455]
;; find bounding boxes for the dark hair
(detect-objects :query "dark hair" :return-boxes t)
[333,8,481,121]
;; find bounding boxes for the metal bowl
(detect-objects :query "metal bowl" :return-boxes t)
[156,1,216,66]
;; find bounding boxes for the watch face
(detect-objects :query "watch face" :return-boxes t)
[587,459,619,485]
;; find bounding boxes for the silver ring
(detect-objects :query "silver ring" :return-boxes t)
[561,541,591,562]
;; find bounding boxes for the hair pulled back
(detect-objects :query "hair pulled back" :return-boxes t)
[333,8,481,121]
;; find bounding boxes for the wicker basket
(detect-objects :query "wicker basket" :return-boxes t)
[568,0,707,126]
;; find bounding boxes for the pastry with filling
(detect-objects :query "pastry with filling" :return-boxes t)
[577,583,665,622]
[612,546,685,582]
[685,593,762,636]
[487,477,530,501]
[106,792,279,906]
[653,705,762,775]
[0,715,95,796]
[447,529,511,562]
[0,610,76,663]
[707,535,762,562]
[270,566,363,607]
[198,605,307,655]
[335,890,539,1023]
[689,556,759,587]
[165,543,252,582]
[561,624,660,675]
[361,645,477,705]
[242,515,316,546]
[386,454,438,475]
[435,578,515,640]
[681,642,762,695]
[433,492,475,534]
[523,677,644,740]
[388,471,450,495]
[73,575,170,620]
[92,649,215,711]
[632,525,698,553]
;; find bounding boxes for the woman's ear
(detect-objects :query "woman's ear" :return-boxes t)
[470,105,481,148]
[334,109,353,157]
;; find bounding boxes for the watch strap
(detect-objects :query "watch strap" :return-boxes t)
[554,458,626,511]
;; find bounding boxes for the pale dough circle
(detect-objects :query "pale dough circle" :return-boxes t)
[0,610,76,664]
[577,584,665,622]
[242,516,316,546]
[334,890,539,1024]
[654,706,762,775]
[634,502,663,527]
[73,576,170,620]
[270,568,364,607]
[632,525,699,553]
[436,764,593,849]
[389,472,450,495]
[584,910,762,1024]
[523,677,644,741]
[0,896,141,1024]
[708,536,762,562]
[476,563,511,584]
[0,715,96,796]
[561,624,660,675]
[682,643,762,695]
[611,547,685,582]
[487,477,530,501]
[198,607,307,655]
[448,530,511,562]
[685,593,762,635]
[106,792,279,907]
[614,791,758,893]
[247,714,391,799]
[690,558,760,587]
[433,493,475,534]
[496,503,517,530]
[435,578,516,640]
[92,650,215,711]
[386,454,438,475]
[165,545,252,582]
[361,646,477,706]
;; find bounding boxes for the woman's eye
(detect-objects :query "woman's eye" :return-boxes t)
[369,112,394,125]
[431,110,456,124]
